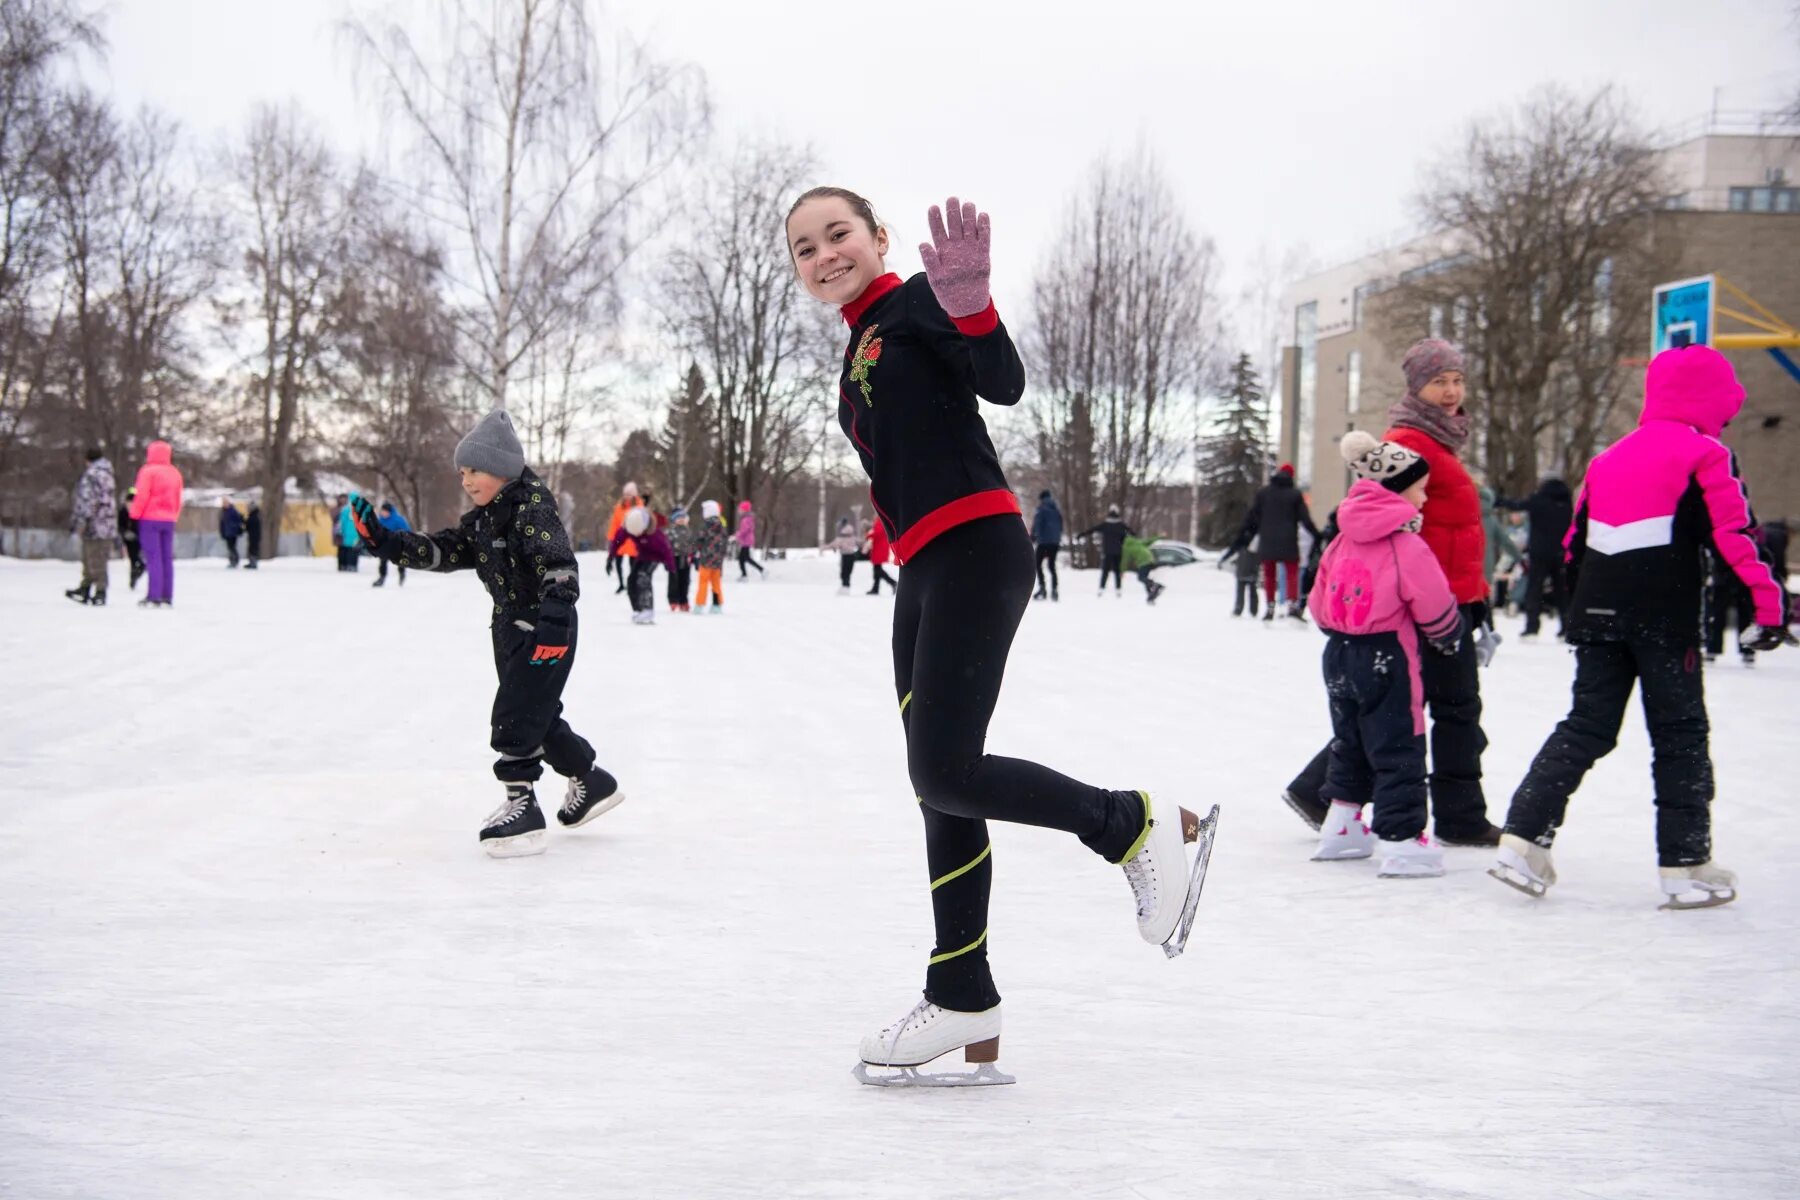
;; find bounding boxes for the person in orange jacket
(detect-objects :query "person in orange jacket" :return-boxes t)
[128,440,184,607]
[605,481,642,595]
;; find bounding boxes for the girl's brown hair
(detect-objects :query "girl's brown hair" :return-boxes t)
[785,186,882,242]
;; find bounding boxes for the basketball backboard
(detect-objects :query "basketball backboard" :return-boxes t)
[1652,275,1715,353]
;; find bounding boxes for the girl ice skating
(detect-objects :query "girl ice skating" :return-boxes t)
[1309,432,1464,878]
[1492,346,1791,908]
[787,186,1216,1086]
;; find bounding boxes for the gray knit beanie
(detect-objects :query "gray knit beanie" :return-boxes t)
[454,409,526,479]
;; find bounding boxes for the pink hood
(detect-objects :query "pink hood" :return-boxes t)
[128,440,184,522]
[1641,346,1743,437]
[1310,481,1461,736]
[1336,480,1425,544]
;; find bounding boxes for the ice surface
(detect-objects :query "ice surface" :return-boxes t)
[4,553,1797,1199]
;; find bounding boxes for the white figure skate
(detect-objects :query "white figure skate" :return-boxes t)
[1659,863,1737,910]
[1122,794,1219,959]
[1489,833,1556,898]
[852,1000,1012,1088]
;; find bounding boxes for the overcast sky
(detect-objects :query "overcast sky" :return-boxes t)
[96,0,1798,370]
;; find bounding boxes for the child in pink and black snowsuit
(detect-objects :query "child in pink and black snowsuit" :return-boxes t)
[1308,431,1464,877]
[1496,346,1789,908]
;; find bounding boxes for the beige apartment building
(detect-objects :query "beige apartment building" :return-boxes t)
[1276,116,1800,519]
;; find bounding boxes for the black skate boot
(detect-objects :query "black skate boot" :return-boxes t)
[558,764,625,828]
[1436,820,1502,848]
[480,784,547,857]
[1281,787,1329,830]
[65,584,91,604]
[90,589,106,606]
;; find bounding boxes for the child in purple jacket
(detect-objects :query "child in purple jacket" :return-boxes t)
[1308,431,1464,878]
[610,506,674,625]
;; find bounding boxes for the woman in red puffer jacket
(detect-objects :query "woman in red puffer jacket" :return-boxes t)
[1280,340,1499,846]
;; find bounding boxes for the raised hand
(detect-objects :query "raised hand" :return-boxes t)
[349,494,385,548]
[919,196,991,319]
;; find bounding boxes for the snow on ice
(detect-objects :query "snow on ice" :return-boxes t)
[2,552,1797,1198]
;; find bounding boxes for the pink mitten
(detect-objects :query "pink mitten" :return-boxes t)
[919,196,991,319]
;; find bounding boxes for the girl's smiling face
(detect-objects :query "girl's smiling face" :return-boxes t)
[787,195,889,306]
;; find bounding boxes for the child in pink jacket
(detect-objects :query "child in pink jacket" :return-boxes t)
[127,440,184,607]
[1308,431,1464,877]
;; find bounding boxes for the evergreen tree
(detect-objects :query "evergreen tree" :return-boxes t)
[1195,353,1268,546]
[653,361,714,510]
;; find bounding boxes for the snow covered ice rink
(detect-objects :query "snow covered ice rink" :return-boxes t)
[4,551,1798,1200]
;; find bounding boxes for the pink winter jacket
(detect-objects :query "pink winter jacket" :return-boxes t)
[734,510,756,548]
[1310,481,1463,734]
[127,441,184,523]
[1563,346,1784,644]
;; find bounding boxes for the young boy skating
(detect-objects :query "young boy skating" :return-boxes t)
[693,500,729,613]
[1308,431,1463,878]
[351,410,623,857]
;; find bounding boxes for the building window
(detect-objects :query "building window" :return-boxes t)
[1730,186,1800,213]
[1346,350,1362,415]
[1352,282,1376,328]
[1294,302,1317,485]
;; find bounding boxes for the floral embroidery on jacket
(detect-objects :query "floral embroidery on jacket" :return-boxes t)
[849,325,883,405]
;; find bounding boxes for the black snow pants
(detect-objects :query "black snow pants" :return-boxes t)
[668,560,691,608]
[1319,633,1428,842]
[1504,640,1713,867]
[893,515,1146,1013]
[1233,579,1259,616]
[1033,544,1059,596]
[628,558,656,613]
[1098,553,1123,592]
[1522,561,1568,637]
[1289,602,1489,838]
[489,616,595,785]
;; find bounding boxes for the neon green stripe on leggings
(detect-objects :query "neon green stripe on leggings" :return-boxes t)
[928,928,988,965]
[899,691,913,715]
[930,844,992,892]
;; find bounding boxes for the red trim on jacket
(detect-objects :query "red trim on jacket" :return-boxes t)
[841,273,904,327]
[891,489,1022,564]
[949,301,999,337]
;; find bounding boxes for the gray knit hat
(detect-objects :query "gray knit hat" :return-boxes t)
[454,409,526,479]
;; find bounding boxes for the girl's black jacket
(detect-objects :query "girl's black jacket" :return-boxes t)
[837,272,1024,563]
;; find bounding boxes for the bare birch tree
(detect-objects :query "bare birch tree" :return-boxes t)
[659,140,834,525]
[1027,147,1224,529]
[227,104,362,557]
[1384,86,1676,495]
[344,0,709,409]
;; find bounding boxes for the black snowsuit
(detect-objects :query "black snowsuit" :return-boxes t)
[1496,479,1574,636]
[365,469,595,785]
[1080,517,1133,592]
[1503,422,1777,867]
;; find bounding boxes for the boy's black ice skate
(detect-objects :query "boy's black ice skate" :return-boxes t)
[480,783,547,857]
[65,585,90,604]
[558,765,625,828]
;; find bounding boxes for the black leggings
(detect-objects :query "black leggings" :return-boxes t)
[1098,553,1122,591]
[1033,544,1058,594]
[868,563,896,593]
[738,544,764,577]
[839,551,864,588]
[893,515,1143,1012]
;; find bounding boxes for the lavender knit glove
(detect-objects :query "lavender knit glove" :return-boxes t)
[919,196,992,319]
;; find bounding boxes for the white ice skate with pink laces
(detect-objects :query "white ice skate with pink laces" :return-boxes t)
[1312,800,1375,861]
[1376,833,1445,878]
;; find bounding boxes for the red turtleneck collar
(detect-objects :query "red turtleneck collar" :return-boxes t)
[840,273,903,327]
